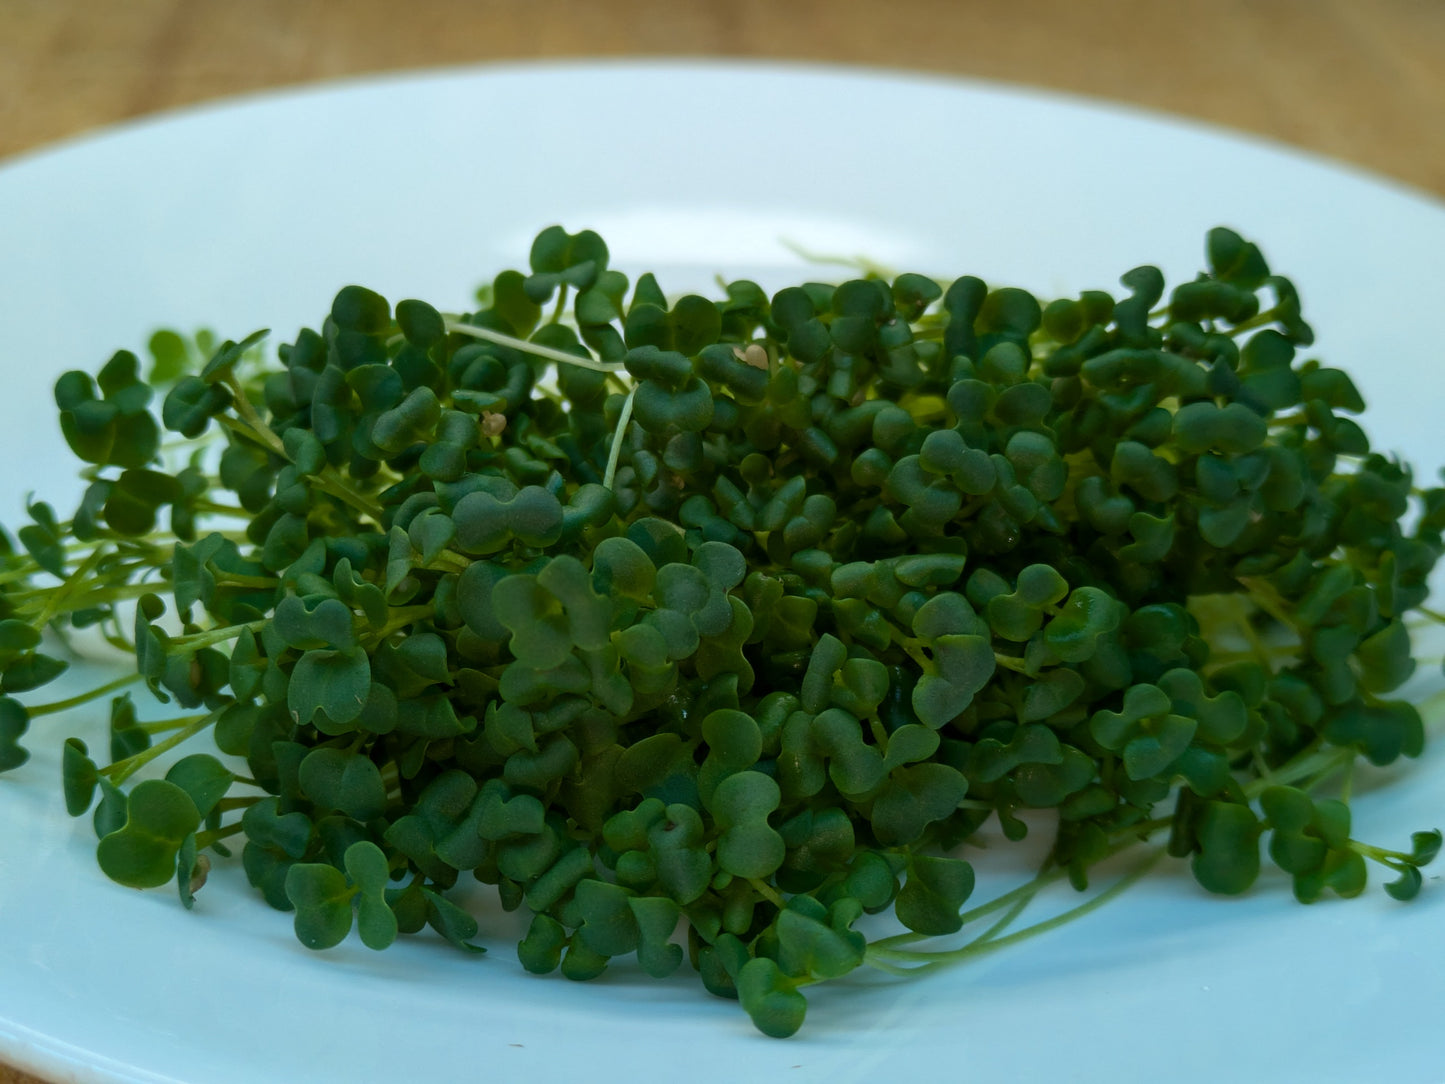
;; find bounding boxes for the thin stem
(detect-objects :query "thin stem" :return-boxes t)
[1243,741,1351,799]
[221,374,288,459]
[1204,643,1300,668]
[213,795,262,815]
[215,413,280,453]
[950,850,1164,959]
[1110,815,1174,840]
[867,716,891,748]
[777,237,896,279]
[1231,593,1278,673]
[1224,311,1278,338]
[748,877,786,909]
[869,867,1063,955]
[445,321,620,373]
[1236,577,1300,634]
[103,711,218,784]
[309,473,387,524]
[424,550,472,574]
[862,955,932,978]
[31,547,106,628]
[224,399,394,524]
[871,814,1173,960]
[1347,843,1409,871]
[196,820,247,850]
[11,579,166,619]
[865,849,1164,974]
[25,672,142,717]
[380,763,401,792]
[140,716,209,735]
[968,883,1039,947]
[102,630,136,654]
[1252,749,1275,785]
[168,618,267,651]
[603,386,637,492]
[365,604,436,643]
[213,571,280,590]
[901,641,932,671]
[193,500,250,518]
[0,564,47,587]
[0,538,122,586]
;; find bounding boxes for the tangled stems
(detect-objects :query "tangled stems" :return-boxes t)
[863,849,1165,977]
[856,720,1411,981]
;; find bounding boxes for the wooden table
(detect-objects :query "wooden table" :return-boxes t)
[3,0,1442,197]
[0,2,1440,1081]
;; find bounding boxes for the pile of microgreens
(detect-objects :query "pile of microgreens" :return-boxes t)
[0,226,1441,1037]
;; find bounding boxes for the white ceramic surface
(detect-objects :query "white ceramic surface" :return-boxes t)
[0,61,1442,1084]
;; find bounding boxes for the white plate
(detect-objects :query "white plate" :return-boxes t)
[1,61,1442,1084]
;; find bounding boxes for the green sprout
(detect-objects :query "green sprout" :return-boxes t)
[0,226,1441,1038]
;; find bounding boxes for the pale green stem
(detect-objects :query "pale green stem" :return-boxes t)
[12,578,165,619]
[168,618,267,651]
[219,377,288,459]
[25,672,143,717]
[748,877,786,909]
[444,321,620,373]
[196,820,247,850]
[213,571,280,590]
[309,473,387,523]
[365,604,436,643]
[1243,742,1351,799]
[777,237,896,279]
[31,547,106,628]
[104,711,218,784]
[603,386,637,492]
[864,850,1164,975]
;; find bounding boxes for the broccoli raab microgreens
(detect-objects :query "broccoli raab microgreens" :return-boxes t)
[1,226,1442,1037]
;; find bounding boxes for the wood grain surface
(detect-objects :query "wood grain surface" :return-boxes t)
[0,1,1441,1082]
[2,0,1443,195]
